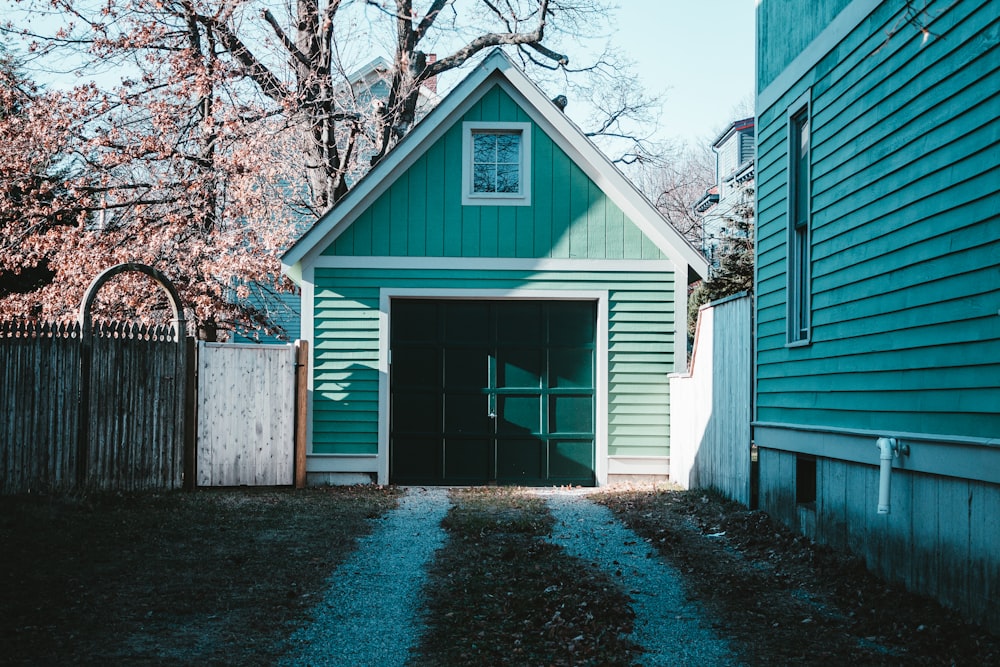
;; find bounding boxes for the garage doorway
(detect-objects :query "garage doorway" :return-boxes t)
[389,299,596,486]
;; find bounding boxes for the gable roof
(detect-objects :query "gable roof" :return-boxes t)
[282,49,709,281]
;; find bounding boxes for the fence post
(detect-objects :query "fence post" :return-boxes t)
[76,327,92,487]
[183,337,198,490]
[294,340,309,489]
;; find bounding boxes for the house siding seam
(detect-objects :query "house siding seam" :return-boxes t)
[755,0,1000,440]
[309,268,675,461]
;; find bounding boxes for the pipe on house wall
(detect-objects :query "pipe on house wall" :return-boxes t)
[876,437,910,514]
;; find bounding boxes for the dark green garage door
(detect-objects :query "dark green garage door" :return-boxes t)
[390,300,596,486]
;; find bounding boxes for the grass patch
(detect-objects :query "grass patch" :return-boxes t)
[0,485,400,665]
[413,487,640,667]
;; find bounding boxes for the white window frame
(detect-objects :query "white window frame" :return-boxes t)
[461,121,532,206]
[786,91,812,346]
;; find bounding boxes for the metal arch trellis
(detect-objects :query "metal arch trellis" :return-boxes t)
[75,263,192,488]
[78,262,187,338]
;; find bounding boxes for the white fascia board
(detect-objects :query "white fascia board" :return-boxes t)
[491,64,709,281]
[757,0,881,112]
[311,256,675,272]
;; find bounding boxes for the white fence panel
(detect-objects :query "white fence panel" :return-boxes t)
[669,293,752,505]
[197,342,295,486]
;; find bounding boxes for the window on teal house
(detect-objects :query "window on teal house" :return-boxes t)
[787,96,811,344]
[462,121,532,205]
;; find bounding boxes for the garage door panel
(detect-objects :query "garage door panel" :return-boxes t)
[391,437,440,481]
[445,303,490,343]
[390,299,596,486]
[497,395,541,433]
[550,395,593,434]
[549,439,595,480]
[498,302,543,344]
[393,392,439,432]
[393,348,439,389]
[444,393,491,432]
[391,301,439,343]
[550,348,593,388]
[497,438,545,482]
[549,302,596,345]
[444,348,488,388]
[444,438,492,481]
[497,348,543,389]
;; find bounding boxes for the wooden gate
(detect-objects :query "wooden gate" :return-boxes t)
[196,342,305,486]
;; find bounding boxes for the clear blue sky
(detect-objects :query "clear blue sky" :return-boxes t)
[610,0,756,147]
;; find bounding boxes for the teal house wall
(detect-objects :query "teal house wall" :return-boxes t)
[754,0,1000,631]
[283,50,707,487]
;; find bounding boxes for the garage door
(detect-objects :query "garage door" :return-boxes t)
[390,300,596,486]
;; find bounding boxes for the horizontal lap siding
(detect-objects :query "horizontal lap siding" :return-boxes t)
[755,0,1000,438]
[324,86,663,262]
[311,268,675,458]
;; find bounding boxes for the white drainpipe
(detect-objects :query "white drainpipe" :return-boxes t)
[876,437,909,514]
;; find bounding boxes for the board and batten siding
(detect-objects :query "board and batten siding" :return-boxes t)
[323,86,664,262]
[310,267,675,460]
[755,0,1000,439]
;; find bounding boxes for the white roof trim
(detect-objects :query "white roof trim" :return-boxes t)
[282,49,708,280]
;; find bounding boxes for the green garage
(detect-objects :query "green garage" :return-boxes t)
[280,50,707,485]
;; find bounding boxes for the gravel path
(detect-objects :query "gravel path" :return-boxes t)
[280,487,450,667]
[542,490,739,667]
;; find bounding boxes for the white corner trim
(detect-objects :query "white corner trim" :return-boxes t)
[757,0,881,112]
[300,266,315,456]
[461,121,532,206]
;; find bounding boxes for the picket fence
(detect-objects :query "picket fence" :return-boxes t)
[669,293,753,505]
[0,320,306,494]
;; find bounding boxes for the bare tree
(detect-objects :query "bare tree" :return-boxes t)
[1,0,658,333]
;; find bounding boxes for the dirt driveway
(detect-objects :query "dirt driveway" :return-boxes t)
[2,485,997,665]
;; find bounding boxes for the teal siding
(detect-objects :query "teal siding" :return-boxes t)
[311,268,675,458]
[756,0,851,92]
[755,0,1000,438]
[324,86,663,261]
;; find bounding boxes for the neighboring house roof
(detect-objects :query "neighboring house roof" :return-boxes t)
[282,48,709,282]
[711,117,754,149]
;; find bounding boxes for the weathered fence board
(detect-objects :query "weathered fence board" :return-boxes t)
[196,342,295,486]
[0,323,81,493]
[0,321,188,493]
[669,294,752,505]
[85,322,187,491]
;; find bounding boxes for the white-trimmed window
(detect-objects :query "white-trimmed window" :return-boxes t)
[462,122,531,205]
[787,93,812,345]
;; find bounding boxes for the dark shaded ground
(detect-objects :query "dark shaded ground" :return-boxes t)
[3,485,997,666]
[0,486,399,666]
[599,486,1000,666]
[413,488,640,666]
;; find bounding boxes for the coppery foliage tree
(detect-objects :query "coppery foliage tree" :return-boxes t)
[1,0,655,337]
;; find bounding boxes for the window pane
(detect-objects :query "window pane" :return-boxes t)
[495,163,520,193]
[473,133,496,163]
[473,164,495,193]
[496,133,520,163]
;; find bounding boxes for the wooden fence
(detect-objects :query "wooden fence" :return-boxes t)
[196,342,303,486]
[1,320,191,493]
[0,320,306,494]
[669,293,753,505]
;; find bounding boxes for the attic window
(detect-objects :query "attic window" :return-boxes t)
[462,122,531,206]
